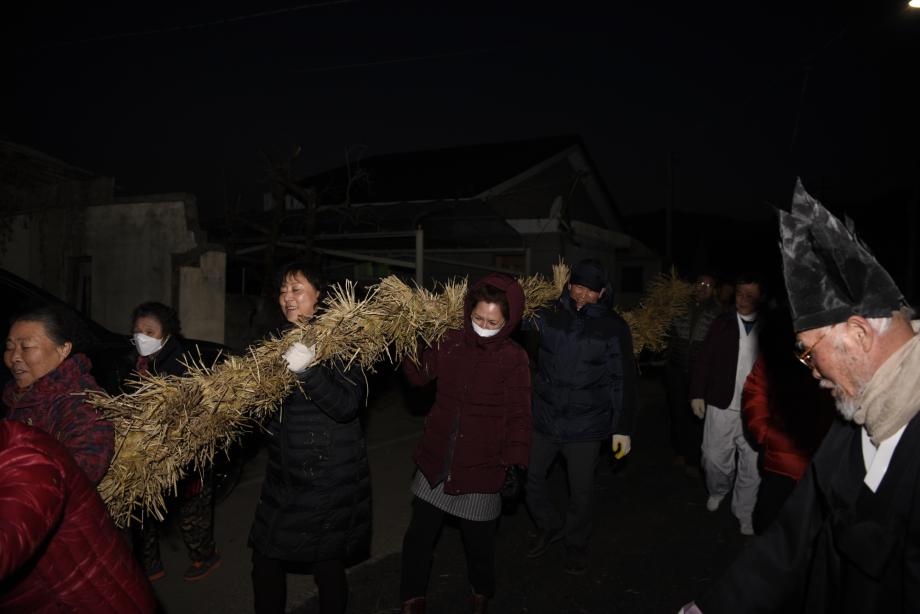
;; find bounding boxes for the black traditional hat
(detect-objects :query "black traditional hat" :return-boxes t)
[779,179,905,332]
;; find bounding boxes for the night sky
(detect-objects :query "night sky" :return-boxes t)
[5,2,919,226]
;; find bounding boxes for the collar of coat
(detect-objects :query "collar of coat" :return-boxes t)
[2,353,99,409]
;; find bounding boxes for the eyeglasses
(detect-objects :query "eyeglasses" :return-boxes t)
[794,331,827,369]
[696,281,714,288]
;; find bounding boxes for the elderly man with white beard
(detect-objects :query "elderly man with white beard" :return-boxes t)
[681,181,920,614]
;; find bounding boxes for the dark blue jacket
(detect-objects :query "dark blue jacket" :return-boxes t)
[527,287,638,442]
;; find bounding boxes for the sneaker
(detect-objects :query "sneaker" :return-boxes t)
[183,552,222,582]
[526,528,563,559]
[145,560,166,582]
[706,495,723,512]
[563,547,587,576]
[740,521,755,536]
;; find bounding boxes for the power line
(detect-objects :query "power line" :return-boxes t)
[30,0,356,51]
[294,47,495,74]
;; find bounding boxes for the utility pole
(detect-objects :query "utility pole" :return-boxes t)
[665,152,675,271]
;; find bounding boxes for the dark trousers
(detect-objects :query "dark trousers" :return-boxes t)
[136,476,216,569]
[752,470,797,535]
[525,431,601,551]
[400,497,497,600]
[251,549,347,614]
[664,366,703,466]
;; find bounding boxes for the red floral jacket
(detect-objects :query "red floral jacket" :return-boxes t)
[2,353,114,484]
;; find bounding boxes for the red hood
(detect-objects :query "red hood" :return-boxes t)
[463,272,525,343]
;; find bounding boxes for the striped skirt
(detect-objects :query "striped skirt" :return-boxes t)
[410,470,502,522]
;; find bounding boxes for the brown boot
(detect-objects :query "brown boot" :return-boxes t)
[471,593,488,614]
[401,596,426,614]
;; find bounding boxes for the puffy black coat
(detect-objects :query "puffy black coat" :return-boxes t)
[527,287,638,442]
[248,358,371,564]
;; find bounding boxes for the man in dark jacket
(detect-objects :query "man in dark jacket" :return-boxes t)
[684,181,920,613]
[524,258,638,576]
[664,273,723,472]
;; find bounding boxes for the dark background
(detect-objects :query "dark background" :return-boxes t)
[4,1,919,296]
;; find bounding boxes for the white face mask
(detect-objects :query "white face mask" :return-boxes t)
[133,333,165,357]
[471,320,502,338]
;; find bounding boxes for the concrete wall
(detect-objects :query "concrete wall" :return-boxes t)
[0,195,226,342]
[2,210,81,301]
[83,199,197,332]
[179,251,226,344]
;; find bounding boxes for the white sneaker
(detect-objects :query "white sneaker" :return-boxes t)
[706,495,723,512]
[740,521,755,536]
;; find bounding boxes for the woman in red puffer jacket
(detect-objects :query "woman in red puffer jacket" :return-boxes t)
[0,420,155,613]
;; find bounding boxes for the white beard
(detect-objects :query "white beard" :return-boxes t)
[820,375,868,422]
[834,391,861,421]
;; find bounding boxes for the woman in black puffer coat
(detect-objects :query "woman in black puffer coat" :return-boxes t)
[248,262,371,614]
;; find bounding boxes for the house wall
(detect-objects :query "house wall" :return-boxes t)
[179,251,226,344]
[2,209,83,301]
[0,195,227,343]
[82,199,198,332]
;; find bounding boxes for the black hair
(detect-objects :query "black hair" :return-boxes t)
[467,283,509,321]
[131,301,182,338]
[276,261,326,295]
[10,304,89,352]
[735,272,766,295]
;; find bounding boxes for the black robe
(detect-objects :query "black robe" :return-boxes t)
[699,414,920,613]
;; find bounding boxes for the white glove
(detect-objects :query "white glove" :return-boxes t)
[690,398,706,419]
[612,434,631,459]
[282,342,316,373]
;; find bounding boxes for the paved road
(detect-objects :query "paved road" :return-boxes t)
[153,370,749,613]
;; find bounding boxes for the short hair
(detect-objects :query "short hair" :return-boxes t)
[10,305,89,352]
[467,283,510,321]
[132,301,181,337]
[735,272,765,294]
[276,261,326,295]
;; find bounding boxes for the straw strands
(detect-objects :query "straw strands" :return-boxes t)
[90,262,689,525]
[618,269,694,355]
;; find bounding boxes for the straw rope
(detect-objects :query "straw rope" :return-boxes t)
[89,262,690,526]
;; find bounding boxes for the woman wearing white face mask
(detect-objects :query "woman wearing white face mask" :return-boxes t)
[128,302,221,583]
[398,273,532,614]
